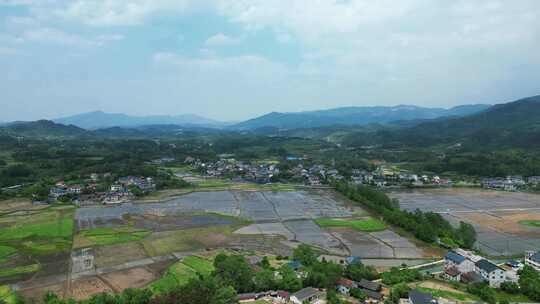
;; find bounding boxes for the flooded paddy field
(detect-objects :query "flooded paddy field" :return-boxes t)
[389,188,540,256]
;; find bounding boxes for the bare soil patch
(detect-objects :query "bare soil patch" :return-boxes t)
[70,277,114,301]
[94,242,148,268]
[132,214,234,232]
[459,212,540,236]
[100,267,157,291]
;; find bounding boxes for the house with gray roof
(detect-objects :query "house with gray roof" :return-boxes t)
[444,251,474,273]
[475,259,505,287]
[290,287,325,304]
[525,251,540,272]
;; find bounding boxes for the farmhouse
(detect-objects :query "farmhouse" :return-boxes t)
[442,266,461,282]
[407,289,437,304]
[525,251,540,272]
[475,259,505,287]
[290,287,325,304]
[336,278,354,294]
[444,251,475,273]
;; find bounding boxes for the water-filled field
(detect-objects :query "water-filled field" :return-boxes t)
[389,188,540,256]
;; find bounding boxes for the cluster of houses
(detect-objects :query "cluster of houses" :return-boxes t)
[442,248,516,287]
[288,164,344,186]
[237,288,325,304]
[187,157,280,184]
[481,176,540,191]
[351,167,452,188]
[48,174,155,205]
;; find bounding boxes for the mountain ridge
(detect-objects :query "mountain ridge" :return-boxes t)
[52,110,226,130]
[230,104,491,130]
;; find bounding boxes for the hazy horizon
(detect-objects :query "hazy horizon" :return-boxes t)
[1,1,539,121]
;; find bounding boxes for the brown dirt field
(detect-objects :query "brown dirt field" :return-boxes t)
[70,277,114,301]
[417,281,466,294]
[19,282,66,303]
[94,242,149,268]
[100,267,157,291]
[459,212,540,236]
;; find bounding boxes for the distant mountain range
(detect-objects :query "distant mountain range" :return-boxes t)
[343,95,540,149]
[230,104,491,130]
[53,111,226,129]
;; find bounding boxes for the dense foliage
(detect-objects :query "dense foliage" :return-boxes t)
[334,181,476,248]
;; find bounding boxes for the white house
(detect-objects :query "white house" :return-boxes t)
[525,251,540,272]
[444,251,475,273]
[290,287,325,304]
[475,259,505,287]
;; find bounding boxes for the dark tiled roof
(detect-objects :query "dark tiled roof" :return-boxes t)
[445,251,465,264]
[461,271,484,284]
[291,287,322,301]
[475,259,500,273]
[357,279,381,291]
[409,289,435,304]
[361,288,383,300]
[530,252,540,263]
[445,266,460,277]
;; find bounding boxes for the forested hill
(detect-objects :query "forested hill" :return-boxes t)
[344,95,540,149]
[231,104,490,130]
[0,120,89,138]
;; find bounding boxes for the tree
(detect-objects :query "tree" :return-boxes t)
[258,256,271,269]
[388,283,410,304]
[304,261,343,289]
[458,222,477,249]
[152,276,237,304]
[350,288,367,302]
[345,263,379,281]
[293,244,317,267]
[278,265,302,292]
[253,269,276,291]
[213,253,255,293]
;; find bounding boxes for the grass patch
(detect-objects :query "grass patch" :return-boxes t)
[0,264,40,278]
[315,217,386,232]
[416,287,478,302]
[142,222,248,257]
[519,220,540,228]
[0,218,73,241]
[0,285,16,304]
[77,226,150,246]
[182,256,214,276]
[22,238,72,255]
[0,246,16,259]
[150,262,198,294]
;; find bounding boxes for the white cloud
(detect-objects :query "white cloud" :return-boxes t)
[20,27,123,47]
[204,33,240,46]
[55,0,205,26]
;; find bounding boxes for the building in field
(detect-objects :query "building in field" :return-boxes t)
[444,251,475,273]
[290,287,325,304]
[525,251,540,272]
[475,259,505,287]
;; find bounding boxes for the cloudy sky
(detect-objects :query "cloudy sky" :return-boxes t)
[1,0,539,122]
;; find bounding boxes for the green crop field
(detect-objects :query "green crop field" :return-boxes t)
[0,285,16,304]
[315,217,386,232]
[150,259,208,293]
[519,220,540,228]
[76,226,151,247]
[0,218,73,241]
[0,246,16,259]
[0,264,40,278]
[181,256,214,276]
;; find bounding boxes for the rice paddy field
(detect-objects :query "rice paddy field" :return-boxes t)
[389,188,540,256]
[0,205,75,284]
[4,188,435,301]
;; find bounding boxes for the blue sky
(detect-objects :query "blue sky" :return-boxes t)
[1,0,539,122]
